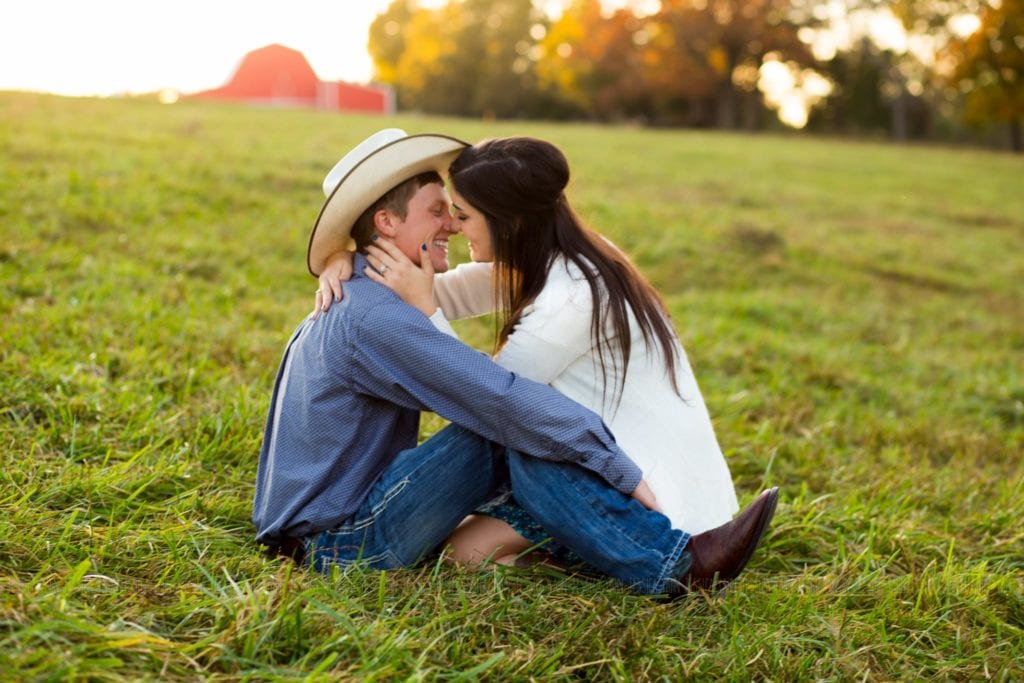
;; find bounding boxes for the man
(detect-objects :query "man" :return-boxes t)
[253,129,778,596]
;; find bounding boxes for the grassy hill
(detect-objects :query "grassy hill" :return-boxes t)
[1,91,1022,680]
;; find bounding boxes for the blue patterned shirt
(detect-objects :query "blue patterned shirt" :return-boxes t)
[252,254,642,544]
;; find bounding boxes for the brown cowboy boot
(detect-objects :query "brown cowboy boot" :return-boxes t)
[675,486,779,593]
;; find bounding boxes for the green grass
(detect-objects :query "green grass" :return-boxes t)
[1,91,1022,680]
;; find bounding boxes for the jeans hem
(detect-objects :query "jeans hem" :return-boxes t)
[648,531,691,595]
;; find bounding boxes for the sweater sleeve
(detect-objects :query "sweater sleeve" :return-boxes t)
[428,308,458,338]
[433,262,496,320]
[494,261,597,385]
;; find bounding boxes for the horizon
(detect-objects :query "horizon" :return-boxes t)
[0,0,960,131]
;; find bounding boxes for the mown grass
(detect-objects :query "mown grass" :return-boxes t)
[1,91,1022,680]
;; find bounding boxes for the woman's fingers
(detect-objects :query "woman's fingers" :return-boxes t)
[328,277,343,303]
[320,270,344,305]
[316,275,335,314]
[417,242,435,277]
[370,237,409,262]
[365,246,405,283]
[363,245,387,272]
[365,244,436,316]
[310,289,323,320]
[630,479,663,513]
[366,241,413,273]
[313,250,354,313]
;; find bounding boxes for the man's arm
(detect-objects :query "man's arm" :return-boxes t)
[345,297,642,495]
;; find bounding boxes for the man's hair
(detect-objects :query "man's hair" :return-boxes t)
[351,171,444,249]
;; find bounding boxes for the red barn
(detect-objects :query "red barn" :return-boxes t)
[191,44,393,114]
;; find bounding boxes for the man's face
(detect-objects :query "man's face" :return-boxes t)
[388,182,456,272]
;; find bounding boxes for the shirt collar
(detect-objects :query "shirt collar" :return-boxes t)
[352,251,373,280]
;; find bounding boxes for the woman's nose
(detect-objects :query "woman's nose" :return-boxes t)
[443,212,459,233]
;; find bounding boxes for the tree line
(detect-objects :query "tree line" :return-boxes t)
[368,0,1023,151]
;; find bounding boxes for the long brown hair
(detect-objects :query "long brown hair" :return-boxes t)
[449,137,681,409]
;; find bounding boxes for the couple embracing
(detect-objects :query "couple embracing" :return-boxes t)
[252,129,778,597]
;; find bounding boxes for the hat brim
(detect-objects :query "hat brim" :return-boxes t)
[307,133,469,276]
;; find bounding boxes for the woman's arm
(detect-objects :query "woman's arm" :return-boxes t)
[311,250,355,318]
[433,262,495,319]
[310,249,495,319]
[361,241,496,320]
[310,248,459,338]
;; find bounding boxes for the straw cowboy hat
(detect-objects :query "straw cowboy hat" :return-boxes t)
[307,128,469,276]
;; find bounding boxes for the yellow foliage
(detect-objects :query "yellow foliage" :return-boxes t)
[708,45,730,76]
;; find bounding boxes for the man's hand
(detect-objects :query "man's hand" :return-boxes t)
[631,479,663,513]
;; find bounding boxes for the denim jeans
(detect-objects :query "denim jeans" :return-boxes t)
[505,449,692,594]
[306,424,692,594]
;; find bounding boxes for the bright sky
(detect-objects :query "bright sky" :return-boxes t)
[1,0,639,97]
[0,1,412,96]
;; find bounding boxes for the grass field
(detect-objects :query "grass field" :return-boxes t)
[1,91,1022,680]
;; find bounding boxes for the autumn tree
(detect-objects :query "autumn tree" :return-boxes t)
[462,0,548,118]
[367,0,1019,144]
[880,0,987,139]
[942,0,1024,151]
[808,37,896,133]
[642,0,813,128]
[368,0,416,87]
[368,0,546,118]
[369,2,461,113]
[537,0,652,120]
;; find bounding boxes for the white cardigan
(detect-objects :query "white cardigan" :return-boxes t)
[428,257,739,534]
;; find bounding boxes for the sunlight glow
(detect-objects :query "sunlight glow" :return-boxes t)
[868,11,908,53]
[0,0,398,96]
[759,57,834,129]
[600,0,662,17]
[949,13,982,38]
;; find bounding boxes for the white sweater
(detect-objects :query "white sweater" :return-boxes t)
[428,257,739,534]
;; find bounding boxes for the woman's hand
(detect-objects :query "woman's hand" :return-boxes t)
[631,479,663,513]
[364,239,436,316]
[311,251,355,319]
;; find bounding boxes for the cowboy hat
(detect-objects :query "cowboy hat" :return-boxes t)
[307,128,469,276]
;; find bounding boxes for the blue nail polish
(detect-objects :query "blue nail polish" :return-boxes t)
[421,243,428,251]
[371,234,379,241]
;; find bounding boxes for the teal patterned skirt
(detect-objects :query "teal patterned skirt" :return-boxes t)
[476,494,584,565]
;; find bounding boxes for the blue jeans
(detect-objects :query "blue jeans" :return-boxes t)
[306,424,692,594]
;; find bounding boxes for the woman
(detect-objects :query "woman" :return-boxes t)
[318,137,738,567]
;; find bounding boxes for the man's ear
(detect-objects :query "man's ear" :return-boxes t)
[373,209,397,238]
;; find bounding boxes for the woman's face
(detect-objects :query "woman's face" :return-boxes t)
[451,189,494,262]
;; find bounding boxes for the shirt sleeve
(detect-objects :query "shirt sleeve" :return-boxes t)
[433,262,496,320]
[346,298,641,494]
